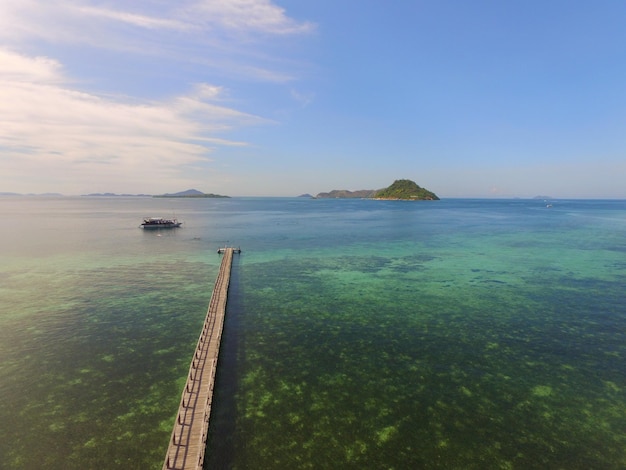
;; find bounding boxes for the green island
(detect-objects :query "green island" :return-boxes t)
[315,179,439,200]
[373,179,439,200]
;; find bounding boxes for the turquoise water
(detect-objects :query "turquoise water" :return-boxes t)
[0,197,624,469]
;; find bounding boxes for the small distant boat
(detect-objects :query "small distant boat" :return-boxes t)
[141,217,182,229]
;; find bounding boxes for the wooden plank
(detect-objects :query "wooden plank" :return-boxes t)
[163,248,234,470]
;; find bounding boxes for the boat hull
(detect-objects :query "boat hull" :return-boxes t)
[141,223,182,229]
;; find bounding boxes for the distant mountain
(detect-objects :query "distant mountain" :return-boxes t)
[79,189,229,197]
[297,193,313,198]
[159,189,204,197]
[315,179,439,201]
[155,189,230,198]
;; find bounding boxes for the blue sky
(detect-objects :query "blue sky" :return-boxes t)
[1,1,625,197]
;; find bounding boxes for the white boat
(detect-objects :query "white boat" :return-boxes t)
[141,217,182,228]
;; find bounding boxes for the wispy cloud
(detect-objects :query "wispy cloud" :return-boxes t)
[0,1,313,193]
[290,89,315,107]
[0,1,315,83]
[0,48,264,193]
[180,0,315,35]
[0,0,314,44]
[77,5,190,31]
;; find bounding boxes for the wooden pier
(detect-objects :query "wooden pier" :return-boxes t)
[163,247,237,470]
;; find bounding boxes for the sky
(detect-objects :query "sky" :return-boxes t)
[1,0,625,198]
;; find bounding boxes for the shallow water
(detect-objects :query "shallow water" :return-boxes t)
[1,197,624,468]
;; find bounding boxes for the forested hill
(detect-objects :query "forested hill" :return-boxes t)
[374,179,439,200]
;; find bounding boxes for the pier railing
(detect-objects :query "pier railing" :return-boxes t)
[163,247,236,470]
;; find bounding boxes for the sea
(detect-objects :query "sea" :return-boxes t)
[0,196,625,469]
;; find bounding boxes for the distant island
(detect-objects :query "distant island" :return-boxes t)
[80,189,228,197]
[154,189,230,198]
[315,189,377,199]
[3,183,436,199]
[83,192,151,197]
[315,179,439,201]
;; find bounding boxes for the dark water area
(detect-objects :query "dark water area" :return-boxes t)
[0,197,625,469]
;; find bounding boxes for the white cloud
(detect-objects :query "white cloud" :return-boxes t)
[0,49,64,83]
[190,83,225,100]
[180,0,315,35]
[0,49,264,194]
[0,0,314,43]
[0,1,314,193]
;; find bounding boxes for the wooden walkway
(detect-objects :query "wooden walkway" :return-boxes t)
[163,247,236,470]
